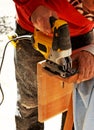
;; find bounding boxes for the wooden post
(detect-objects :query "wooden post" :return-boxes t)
[37,60,78,129]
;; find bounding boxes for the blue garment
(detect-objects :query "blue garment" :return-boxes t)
[73,78,94,130]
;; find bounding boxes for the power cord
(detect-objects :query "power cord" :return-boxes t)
[0,34,32,105]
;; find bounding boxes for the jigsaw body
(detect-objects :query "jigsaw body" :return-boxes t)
[33,17,76,77]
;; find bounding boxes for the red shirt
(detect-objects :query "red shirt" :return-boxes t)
[13,0,94,36]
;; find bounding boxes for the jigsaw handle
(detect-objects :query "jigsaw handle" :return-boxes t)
[49,16,71,51]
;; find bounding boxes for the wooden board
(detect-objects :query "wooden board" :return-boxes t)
[37,60,77,122]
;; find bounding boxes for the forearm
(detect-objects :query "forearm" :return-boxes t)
[73,30,94,55]
[83,0,94,12]
[82,29,94,54]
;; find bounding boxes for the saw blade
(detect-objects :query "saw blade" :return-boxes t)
[44,60,77,78]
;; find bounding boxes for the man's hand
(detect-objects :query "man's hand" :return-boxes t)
[31,5,58,34]
[72,51,94,83]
